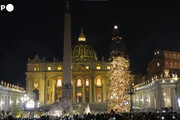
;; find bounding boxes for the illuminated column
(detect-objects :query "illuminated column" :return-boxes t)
[73,79,76,103]
[155,84,163,110]
[26,76,33,93]
[170,88,177,109]
[82,79,86,103]
[102,78,106,102]
[1,95,4,110]
[153,90,157,109]
[151,91,155,109]
[0,95,1,110]
[89,78,93,103]
[7,96,9,107]
[43,74,46,106]
[135,94,138,107]
[136,95,138,107]
[93,78,96,102]
[52,79,55,103]
[142,95,145,108]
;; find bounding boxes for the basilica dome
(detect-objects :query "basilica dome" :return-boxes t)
[72,30,98,62]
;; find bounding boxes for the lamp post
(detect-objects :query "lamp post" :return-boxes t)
[21,94,30,109]
[21,94,29,103]
[128,83,135,119]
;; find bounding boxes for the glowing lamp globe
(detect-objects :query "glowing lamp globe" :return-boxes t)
[26,100,35,109]
[114,25,118,29]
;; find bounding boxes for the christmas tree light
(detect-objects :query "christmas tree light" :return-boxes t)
[108,25,131,112]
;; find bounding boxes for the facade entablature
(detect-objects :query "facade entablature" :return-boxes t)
[27,64,111,72]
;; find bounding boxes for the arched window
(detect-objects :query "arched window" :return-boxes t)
[57,66,62,70]
[34,65,39,71]
[107,66,110,70]
[157,62,160,67]
[86,79,89,87]
[77,79,82,87]
[33,89,39,101]
[97,78,102,87]
[96,65,101,70]
[57,78,62,87]
[170,62,173,68]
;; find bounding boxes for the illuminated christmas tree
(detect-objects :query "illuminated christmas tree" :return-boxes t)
[108,25,131,112]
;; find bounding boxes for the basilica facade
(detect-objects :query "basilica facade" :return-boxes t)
[25,30,110,110]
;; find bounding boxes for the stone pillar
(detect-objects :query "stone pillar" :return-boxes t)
[52,79,55,103]
[89,78,93,103]
[102,78,106,102]
[136,94,139,107]
[82,78,86,103]
[170,88,177,110]
[0,95,1,111]
[153,90,156,109]
[93,78,96,102]
[155,83,163,110]
[7,96,9,107]
[142,94,145,109]
[73,79,76,103]
[151,91,155,109]
[43,73,46,106]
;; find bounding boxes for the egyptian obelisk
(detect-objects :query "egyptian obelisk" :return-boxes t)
[62,0,73,115]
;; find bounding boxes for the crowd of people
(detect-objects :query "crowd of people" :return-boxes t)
[1,110,180,120]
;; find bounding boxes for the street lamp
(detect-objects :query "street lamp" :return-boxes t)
[21,94,29,103]
[20,94,30,110]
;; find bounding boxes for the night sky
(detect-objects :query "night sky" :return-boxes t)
[0,0,180,88]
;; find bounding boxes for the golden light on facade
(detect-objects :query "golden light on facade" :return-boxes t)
[77,93,82,97]
[78,37,86,41]
[78,29,86,42]
[157,62,160,66]
[77,79,82,87]
[85,66,89,69]
[34,65,39,71]
[57,79,62,87]
[48,67,51,70]
[86,79,89,87]
[57,66,62,70]
[96,78,101,86]
[107,66,110,70]
[34,79,38,88]
[96,65,101,70]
